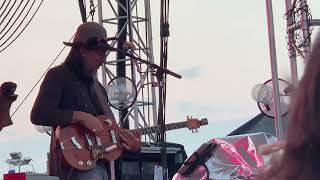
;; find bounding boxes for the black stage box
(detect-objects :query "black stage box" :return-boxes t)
[116,142,187,180]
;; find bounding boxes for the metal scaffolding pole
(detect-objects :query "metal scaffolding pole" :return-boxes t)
[96,0,158,138]
[266,0,284,140]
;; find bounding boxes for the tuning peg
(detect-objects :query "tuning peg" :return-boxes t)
[195,129,198,133]
[191,129,194,133]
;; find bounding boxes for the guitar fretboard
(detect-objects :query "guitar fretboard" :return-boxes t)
[131,121,188,135]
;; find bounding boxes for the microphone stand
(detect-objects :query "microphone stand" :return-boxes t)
[117,104,125,180]
[106,45,181,79]
[107,46,181,179]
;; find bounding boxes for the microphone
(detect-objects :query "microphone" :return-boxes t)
[105,43,135,55]
[105,41,135,52]
[105,43,182,79]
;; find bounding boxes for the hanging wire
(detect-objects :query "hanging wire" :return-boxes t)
[0,0,8,12]
[0,0,17,27]
[10,4,98,118]
[10,43,67,118]
[0,0,38,50]
[0,0,12,21]
[0,0,27,37]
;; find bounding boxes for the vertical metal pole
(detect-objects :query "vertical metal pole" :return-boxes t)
[126,0,139,129]
[285,0,299,87]
[97,0,108,87]
[118,0,129,130]
[266,0,284,140]
[145,0,158,127]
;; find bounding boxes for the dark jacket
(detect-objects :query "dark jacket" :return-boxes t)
[31,63,114,179]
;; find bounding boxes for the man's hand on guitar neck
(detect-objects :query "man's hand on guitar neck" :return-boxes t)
[119,129,141,153]
[72,111,104,135]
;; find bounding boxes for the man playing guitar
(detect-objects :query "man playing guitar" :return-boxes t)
[30,22,141,180]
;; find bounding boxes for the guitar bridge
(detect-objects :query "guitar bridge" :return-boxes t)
[91,144,118,159]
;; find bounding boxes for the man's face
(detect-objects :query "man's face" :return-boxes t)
[81,48,107,73]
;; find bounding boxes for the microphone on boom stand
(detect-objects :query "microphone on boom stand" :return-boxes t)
[105,42,181,180]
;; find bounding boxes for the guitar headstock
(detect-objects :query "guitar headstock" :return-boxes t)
[186,116,208,130]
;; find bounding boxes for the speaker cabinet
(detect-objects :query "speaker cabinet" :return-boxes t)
[116,142,187,180]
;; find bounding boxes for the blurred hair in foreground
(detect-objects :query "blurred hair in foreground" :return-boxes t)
[258,32,320,180]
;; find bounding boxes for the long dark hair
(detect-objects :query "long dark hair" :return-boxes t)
[260,33,320,180]
[62,46,91,81]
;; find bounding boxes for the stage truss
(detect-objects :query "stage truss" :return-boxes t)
[81,0,159,142]
[264,0,320,139]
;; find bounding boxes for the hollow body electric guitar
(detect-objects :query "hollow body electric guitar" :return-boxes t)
[57,115,208,170]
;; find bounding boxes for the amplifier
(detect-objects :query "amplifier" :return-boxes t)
[116,142,187,180]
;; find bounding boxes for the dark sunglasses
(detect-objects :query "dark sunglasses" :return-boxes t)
[84,37,109,52]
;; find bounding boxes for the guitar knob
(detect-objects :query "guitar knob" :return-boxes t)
[87,161,92,166]
[78,161,84,166]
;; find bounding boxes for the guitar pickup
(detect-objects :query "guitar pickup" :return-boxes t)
[104,144,118,152]
[60,136,82,150]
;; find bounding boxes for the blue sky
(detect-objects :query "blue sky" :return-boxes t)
[0,0,320,176]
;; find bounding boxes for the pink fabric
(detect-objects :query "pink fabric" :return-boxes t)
[210,137,263,177]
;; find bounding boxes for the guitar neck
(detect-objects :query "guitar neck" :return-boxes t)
[131,121,188,135]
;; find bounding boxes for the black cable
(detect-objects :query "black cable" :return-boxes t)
[0,0,26,36]
[0,0,31,41]
[10,41,67,118]
[10,5,98,118]
[0,0,8,12]
[0,0,17,27]
[0,0,12,22]
[0,0,38,50]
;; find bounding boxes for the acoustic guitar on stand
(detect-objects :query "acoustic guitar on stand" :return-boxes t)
[57,115,208,170]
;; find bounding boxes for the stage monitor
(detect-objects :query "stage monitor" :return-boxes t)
[116,142,187,180]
